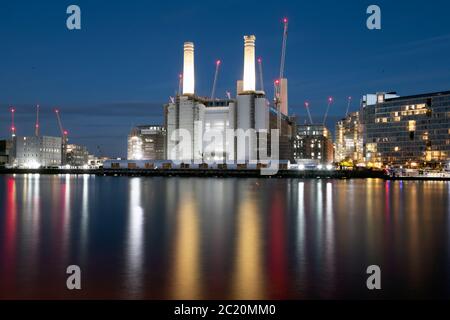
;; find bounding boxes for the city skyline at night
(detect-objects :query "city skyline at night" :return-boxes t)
[1,0,450,157]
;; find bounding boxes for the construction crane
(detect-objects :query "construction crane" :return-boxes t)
[257,57,264,92]
[274,17,289,132]
[345,96,352,117]
[323,96,334,125]
[210,60,221,100]
[35,104,40,136]
[10,107,16,137]
[279,18,288,82]
[304,101,313,124]
[55,108,68,165]
[273,79,280,104]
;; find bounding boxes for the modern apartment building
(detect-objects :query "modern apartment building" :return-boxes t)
[361,91,450,167]
[293,124,334,164]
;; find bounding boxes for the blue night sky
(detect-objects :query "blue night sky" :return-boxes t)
[1,0,450,157]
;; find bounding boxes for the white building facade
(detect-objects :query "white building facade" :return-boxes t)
[13,136,62,168]
[165,35,271,164]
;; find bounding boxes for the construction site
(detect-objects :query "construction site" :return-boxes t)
[0,105,94,169]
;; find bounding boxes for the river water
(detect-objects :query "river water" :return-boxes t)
[1,174,449,299]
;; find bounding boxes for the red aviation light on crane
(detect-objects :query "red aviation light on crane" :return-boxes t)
[283,17,288,24]
[257,57,262,63]
[10,108,16,134]
[64,130,68,136]
[328,97,334,103]
[274,79,280,85]
[216,60,221,66]
[304,101,309,108]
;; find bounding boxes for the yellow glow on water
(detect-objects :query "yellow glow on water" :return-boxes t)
[171,195,201,299]
[231,197,264,299]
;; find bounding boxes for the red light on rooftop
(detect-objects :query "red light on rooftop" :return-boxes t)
[328,97,333,102]
[10,108,15,113]
[257,57,262,63]
[304,102,309,107]
[216,60,221,65]
[63,130,68,135]
[283,17,288,23]
[274,79,280,85]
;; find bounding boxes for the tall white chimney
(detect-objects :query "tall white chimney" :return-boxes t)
[242,35,256,93]
[183,42,195,95]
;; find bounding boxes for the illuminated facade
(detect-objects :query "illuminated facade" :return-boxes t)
[165,36,276,163]
[66,144,89,167]
[293,124,333,164]
[13,136,62,168]
[127,125,166,160]
[361,91,450,167]
[335,111,364,163]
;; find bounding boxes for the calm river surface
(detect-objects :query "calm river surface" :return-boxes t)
[1,174,450,299]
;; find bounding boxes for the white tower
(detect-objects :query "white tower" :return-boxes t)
[183,42,195,95]
[242,35,256,92]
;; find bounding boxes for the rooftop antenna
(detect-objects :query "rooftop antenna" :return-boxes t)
[35,104,40,136]
[226,91,231,100]
[210,59,221,100]
[345,96,352,117]
[178,73,183,95]
[323,96,333,126]
[304,101,313,124]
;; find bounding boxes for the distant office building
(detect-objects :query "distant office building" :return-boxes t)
[13,136,62,168]
[128,125,166,160]
[66,144,89,167]
[293,124,334,164]
[361,91,450,167]
[0,139,13,166]
[335,111,364,163]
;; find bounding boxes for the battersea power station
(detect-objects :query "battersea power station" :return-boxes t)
[164,35,296,165]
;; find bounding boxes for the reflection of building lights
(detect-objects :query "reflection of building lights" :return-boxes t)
[326,164,333,170]
[298,164,305,170]
[317,164,323,170]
